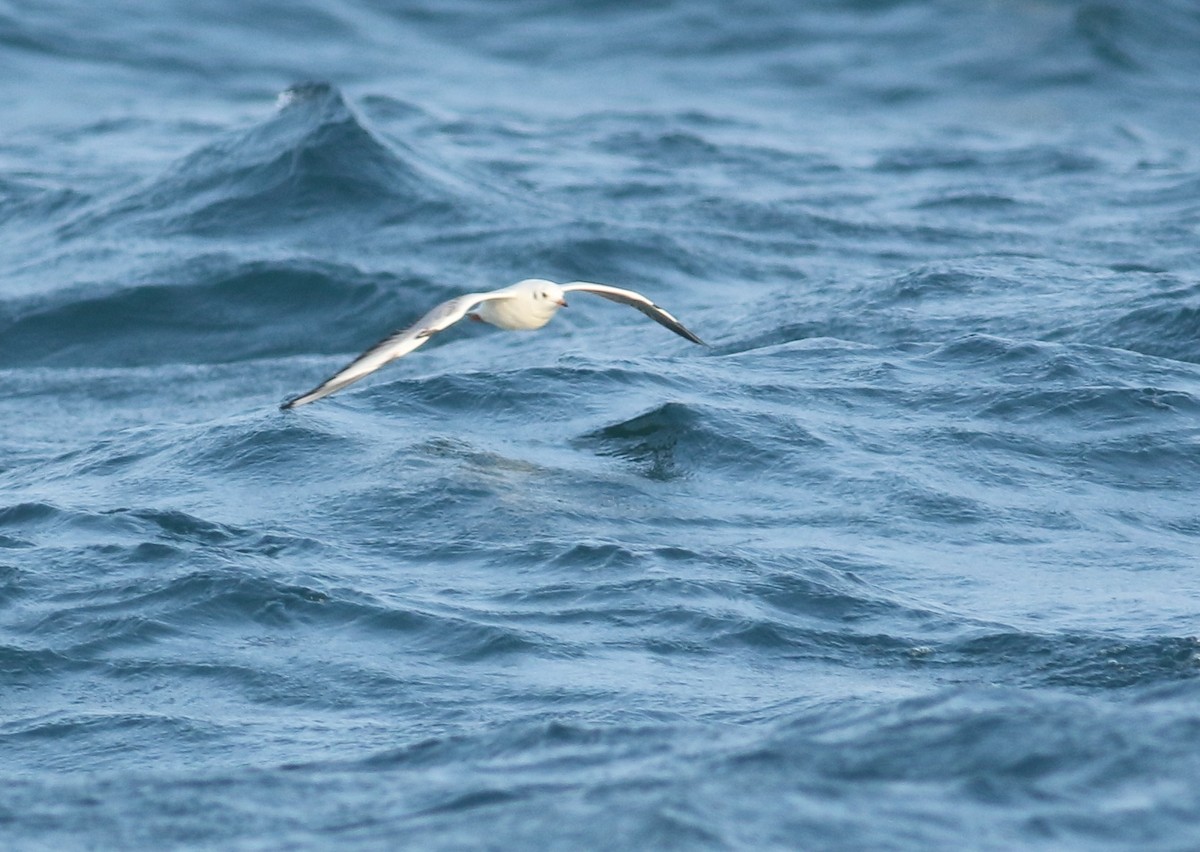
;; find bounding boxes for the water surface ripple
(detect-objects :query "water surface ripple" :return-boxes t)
[2,1,1200,849]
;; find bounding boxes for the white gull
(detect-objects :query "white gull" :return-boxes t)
[281,278,705,409]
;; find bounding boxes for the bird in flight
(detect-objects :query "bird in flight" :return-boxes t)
[281,278,705,409]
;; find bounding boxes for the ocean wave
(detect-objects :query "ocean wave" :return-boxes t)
[874,144,1099,177]
[0,501,311,560]
[727,684,1200,819]
[942,632,1200,690]
[0,176,90,228]
[576,401,801,481]
[56,83,486,241]
[1090,285,1200,364]
[0,257,446,368]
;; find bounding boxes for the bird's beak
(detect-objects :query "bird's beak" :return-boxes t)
[557,299,568,307]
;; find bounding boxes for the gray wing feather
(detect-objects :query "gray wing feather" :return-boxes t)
[561,281,706,345]
[282,292,504,409]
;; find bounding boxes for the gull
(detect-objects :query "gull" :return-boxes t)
[281,278,705,409]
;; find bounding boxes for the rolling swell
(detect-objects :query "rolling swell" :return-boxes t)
[0,257,438,367]
[0,82,515,376]
[578,401,798,482]
[64,83,476,239]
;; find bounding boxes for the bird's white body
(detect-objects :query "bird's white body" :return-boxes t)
[474,279,563,330]
[282,278,704,409]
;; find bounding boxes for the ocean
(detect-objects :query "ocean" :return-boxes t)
[2,1,1200,848]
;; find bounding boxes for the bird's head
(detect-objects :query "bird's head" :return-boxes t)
[525,279,568,315]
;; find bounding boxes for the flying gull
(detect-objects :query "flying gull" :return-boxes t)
[281,278,705,409]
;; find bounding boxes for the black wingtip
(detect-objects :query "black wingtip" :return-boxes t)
[670,323,707,347]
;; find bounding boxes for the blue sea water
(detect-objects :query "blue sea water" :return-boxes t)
[3,0,1200,848]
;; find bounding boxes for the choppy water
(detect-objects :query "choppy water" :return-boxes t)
[3,1,1200,848]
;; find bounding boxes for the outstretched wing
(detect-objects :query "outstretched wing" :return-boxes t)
[561,281,706,345]
[281,291,510,409]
